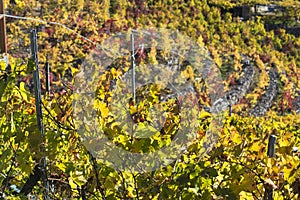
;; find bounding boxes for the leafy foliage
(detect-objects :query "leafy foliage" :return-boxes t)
[0,0,299,199]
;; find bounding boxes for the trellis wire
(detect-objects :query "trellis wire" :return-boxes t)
[0,14,96,44]
[0,13,125,57]
[0,14,172,58]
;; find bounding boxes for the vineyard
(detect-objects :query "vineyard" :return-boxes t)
[0,0,300,199]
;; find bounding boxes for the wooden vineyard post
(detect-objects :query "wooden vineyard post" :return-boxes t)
[267,135,276,158]
[44,61,50,95]
[228,104,232,116]
[130,32,136,142]
[264,134,276,200]
[0,0,7,54]
[131,32,136,103]
[30,29,50,200]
